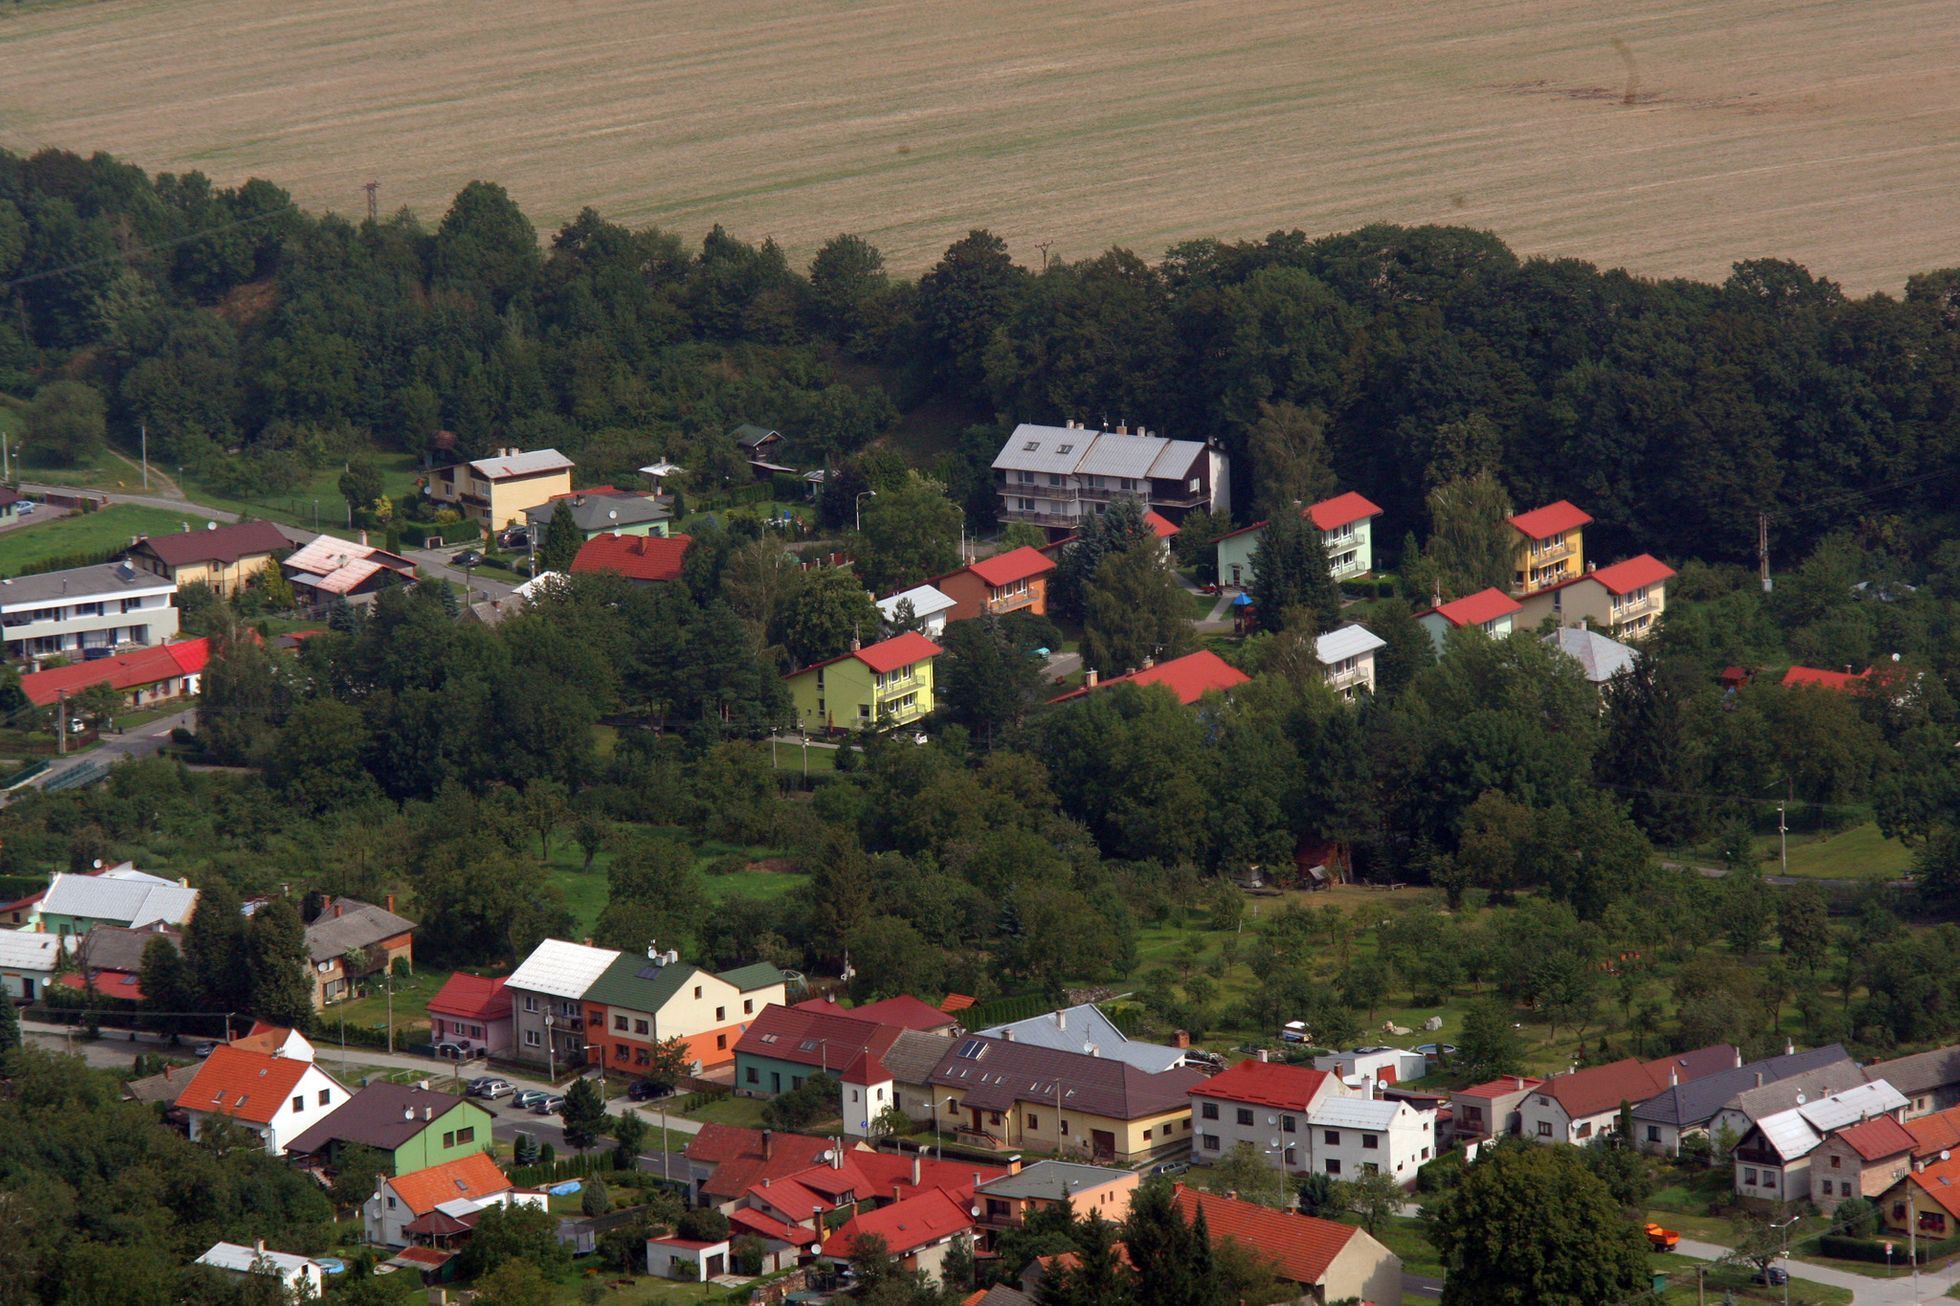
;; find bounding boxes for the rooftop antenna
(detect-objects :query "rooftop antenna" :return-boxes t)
[363,180,379,225]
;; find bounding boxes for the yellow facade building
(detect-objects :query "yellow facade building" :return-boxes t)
[1507,500,1592,595]
[786,631,940,734]
[428,448,575,528]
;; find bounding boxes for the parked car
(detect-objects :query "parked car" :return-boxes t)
[450,548,486,568]
[532,1094,567,1116]
[434,1041,479,1061]
[192,1041,217,1058]
[497,526,531,551]
[467,1077,513,1100]
[511,1089,550,1110]
[17,501,35,514]
[626,1079,672,1102]
[1150,1160,1190,1177]
[1753,1266,1787,1286]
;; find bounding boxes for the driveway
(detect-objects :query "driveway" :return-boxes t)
[1674,1235,1960,1305]
[402,545,518,601]
[4,708,197,801]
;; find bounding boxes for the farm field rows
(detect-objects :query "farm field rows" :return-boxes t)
[0,0,1955,291]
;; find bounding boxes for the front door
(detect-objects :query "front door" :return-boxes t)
[1092,1129,1116,1159]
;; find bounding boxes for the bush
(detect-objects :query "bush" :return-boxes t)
[1835,1196,1879,1238]
[581,1177,612,1217]
[1416,1149,1466,1194]
[677,1207,730,1242]
[731,1235,766,1275]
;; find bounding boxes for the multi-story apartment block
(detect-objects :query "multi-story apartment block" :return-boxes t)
[1507,501,1592,595]
[992,422,1228,533]
[0,561,178,661]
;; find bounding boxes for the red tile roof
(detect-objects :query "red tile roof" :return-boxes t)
[1191,1060,1339,1112]
[822,1188,972,1259]
[729,1207,811,1246]
[426,973,512,1022]
[1507,501,1593,539]
[134,520,292,569]
[1306,491,1385,532]
[570,532,692,582]
[940,993,976,1014]
[1047,649,1249,706]
[854,630,942,675]
[795,994,957,1032]
[1588,554,1675,595]
[1537,1046,1736,1119]
[1417,588,1523,628]
[1142,510,1179,540]
[20,638,211,707]
[58,969,144,1001]
[1783,666,1870,692]
[174,1046,319,1124]
[686,1124,841,1200]
[1171,1187,1358,1286]
[387,1152,511,1216]
[1455,1075,1545,1101]
[1834,1115,1916,1162]
[1907,1106,1960,1160]
[1909,1154,1960,1219]
[840,1049,892,1085]
[734,1003,901,1072]
[967,547,1056,589]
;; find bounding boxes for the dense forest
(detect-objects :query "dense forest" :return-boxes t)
[2,146,1958,568]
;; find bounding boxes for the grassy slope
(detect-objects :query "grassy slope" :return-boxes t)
[0,503,199,574]
[174,452,424,532]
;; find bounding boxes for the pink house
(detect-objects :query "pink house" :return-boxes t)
[427,974,514,1059]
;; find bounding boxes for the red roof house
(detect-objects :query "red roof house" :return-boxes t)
[794,993,959,1033]
[427,973,515,1059]
[821,1188,973,1265]
[1191,1060,1347,1114]
[932,546,1058,624]
[570,532,693,583]
[1507,501,1594,540]
[1417,588,1524,630]
[1306,491,1385,532]
[1782,665,1871,692]
[1048,649,1249,706]
[20,637,212,708]
[1171,1188,1401,1301]
[1523,1045,1737,1143]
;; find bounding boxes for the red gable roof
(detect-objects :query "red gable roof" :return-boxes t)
[1172,1187,1358,1287]
[1192,1060,1338,1111]
[1507,501,1593,539]
[58,969,145,1001]
[570,532,693,582]
[1834,1115,1915,1162]
[1588,554,1675,595]
[840,1049,892,1085]
[854,630,942,675]
[822,1188,972,1259]
[1538,1046,1735,1119]
[1142,510,1179,540]
[1908,1106,1960,1160]
[686,1125,841,1201]
[20,638,211,707]
[387,1152,511,1216]
[1910,1154,1960,1220]
[940,993,977,1014]
[967,546,1056,589]
[427,973,512,1022]
[1306,491,1384,532]
[1783,665,1870,692]
[795,994,955,1032]
[1418,588,1522,628]
[174,1045,319,1124]
[1047,649,1249,706]
[134,520,291,569]
[734,1003,901,1071]
[1455,1075,1545,1102]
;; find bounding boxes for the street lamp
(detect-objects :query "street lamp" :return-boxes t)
[935,1096,958,1160]
[1770,1214,1800,1306]
[855,490,877,532]
[544,1012,556,1083]
[1776,804,1788,875]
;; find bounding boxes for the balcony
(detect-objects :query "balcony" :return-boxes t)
[1324,664,1369,692]
[997,504,1079,528]
[1611,593,1661,624]
[875,672,922,696]
[996,481,1079,502]
[987,589,1036,615]
[1148,487,1208,510]
[876,696,927,727]
[1529,538,1573,564]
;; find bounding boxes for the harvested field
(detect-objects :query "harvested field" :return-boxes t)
[1,0,1955,291]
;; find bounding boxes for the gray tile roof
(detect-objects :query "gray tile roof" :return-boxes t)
[523,493,671,533]
[0,561,177,607]
[1726,1059,1870,1124]
[1866,1045,1960,1099]
[878,1028,955,1087]
[1545,626,1638,684]
[1633,1045,1852,1127]
[78,924,180,974]
[976,1004,1186,1074]
[929,1035,1205,1119]
[285,1082,479,1155]
[976,1160,1135,1201]
[304,898,417,964]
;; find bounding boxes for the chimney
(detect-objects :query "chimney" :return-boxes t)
[1008,1156,1023,1176]
[1116,423,1128,436]
[165,1064,173,1081]
[971,1171,980,1190]
[1002,1028,1014,1042]
[1844,665,1854,675]
[423,1105,433,1121]
[1140,656,1155,670]
[1669,1068,1677,1087]
[359,529,369,547]
[1084,669,1098,688]
[1173,1030,1190,1049]
[1755,1072,1764,1088]
[1257,1048,1270,1063]
[254,1239,266,1257]
[333,903,343,919]
[385,894,395,914]
[1786,1040,1795,1056]
[1513,1076,1523,1090]
[912,1153,922,1186]
[1430,584,1442,610]
[762,1129,774,1160]
[762,1177,771,1188]
[1055,1009,1066,1031]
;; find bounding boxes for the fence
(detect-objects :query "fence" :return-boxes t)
[1,759,50,789]
[43,761,109,792]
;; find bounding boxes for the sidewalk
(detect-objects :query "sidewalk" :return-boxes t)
[1674,1235,1960,1305]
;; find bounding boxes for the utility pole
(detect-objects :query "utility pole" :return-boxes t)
[1758,512,1772,594]
[3,425,11,480]
[140,424,149,490]
[363,180,379,225]
[385,967,394,1055]
[1777,803,1788,875]
[55,690,66,755]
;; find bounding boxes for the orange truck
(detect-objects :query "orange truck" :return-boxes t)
[1645,1223,1681,1251]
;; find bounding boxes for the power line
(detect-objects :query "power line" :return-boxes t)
[0,202,301,292]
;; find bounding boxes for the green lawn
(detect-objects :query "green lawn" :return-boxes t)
[676,1094,771,1127]
[323,966,456,1040]
[0,503,202,575]
[1368,1215,1445,1279]
[769,738,837,771]
[176,451,424,531]
[1759,821,1913,881]
[1653,1255,1850,1305]
[1187,588,1220,621]
[540,835,809,934]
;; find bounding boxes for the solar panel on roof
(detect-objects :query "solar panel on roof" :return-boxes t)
[955,1039,986,1060]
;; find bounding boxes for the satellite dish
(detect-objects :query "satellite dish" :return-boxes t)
[1270,1137,1282,1148]
[1944,1150,1952,1162]
[821,1149,835,1163]
[1267,1115,1279,1126]
[608,509,618,520]
[808,1243,822,1255]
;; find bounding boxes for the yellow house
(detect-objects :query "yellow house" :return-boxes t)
[428,448,575,528]
[1513,554,1676,640]
[127,521,292,599]
[1507,501,1592,595]
[786,630,940,734]
[929,1036,1206,1166]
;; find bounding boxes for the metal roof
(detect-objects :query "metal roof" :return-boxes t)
[976,1004,1186,1074]
[467,448,573,480]
[976,1160,1133,1201]
[991,424,1094,476]
[196,1242,318,1277]
[1753,1080,1909,1160]
[0,930,70,970]
[505,938,622,1001]
[1632,1045,1852,1127]
[1074,433,1165,480]
[1546,626,1637,684]
[523,492,671,532]
[41,871,198,929]
[877,585,957,623]
[1307,1097,1407,1131]
[0,561,176,609]
[1145,440,1209,480]
[1315,623,1386,666]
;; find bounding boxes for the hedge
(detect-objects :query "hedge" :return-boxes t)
[399,519,483,547]
[1818,1229,1960,1265]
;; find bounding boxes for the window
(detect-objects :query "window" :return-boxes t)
[1202,1134,1220,1152]
[1536,1121,1551,1137]
[1323,1130,1341,1146]
[1361,1162,1379,1174]
[614,1015,628,1031]
[615,1044,629,1061]
[717,1034,727,1050]
[1200,1102,1218,1120]
[1235,1108,1254,1127]
[1575,1122,1592,1139]
[1281,1114,1296,1133]
[745,999,754,1015]
[1744,1168,1758,1185]
[635,1019,649,1035]
[1646,1125,1660,1143]
[291,1095,304,1112]
[1061,1121,1070,1136]
[1818,1179,1832,1196]
[1830,1155,1842,1169]
[1363,1134,1379,1149]
[1421,1146,1430,1160]
[716,1006,726,1021]
[443,1131,456,1148]
[457,1127,474,1145]
[746,1067,758,1085]
[1048,474,1064,487]
[635,1048,650,1066]
[525,995,539,1013]
[525,1030,540,1047]
[1143,1128,1152,1140]
[693,986,702,999]
[318,1090,330,1105]
[386,1196,397,1210]
[1023,441,1040,452]
[1057,443,1074,455]
[1284,1147,1297,1167]
[990,1112,1002,1126]
[1325,1159,1342,1176]
[1028,1114,1040,1130]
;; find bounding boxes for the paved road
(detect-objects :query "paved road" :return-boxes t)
[1675,1236,1960,1305]
[1044,650,1082,683]
[20,482,242,522]
[1661,859,1910,891]
[5,707,197,800]
[1400,1271,1443,1299]
[402,545,518,601]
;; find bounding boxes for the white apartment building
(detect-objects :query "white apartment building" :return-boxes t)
[1308,1096,1437,1186]
[1191,1059,1357,1175]
[0,560,178,661]
[991,422,1229,532]
[1315,624,1386,700]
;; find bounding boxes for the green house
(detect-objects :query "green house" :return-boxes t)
[283,1082,492,1174]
